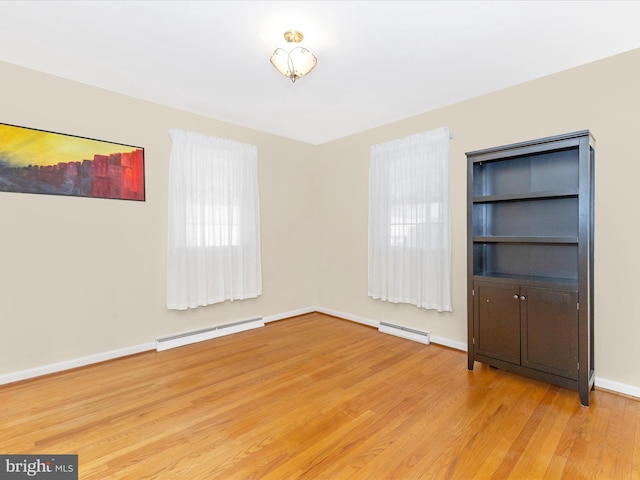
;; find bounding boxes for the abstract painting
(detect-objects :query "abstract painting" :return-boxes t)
[0,123,145,201]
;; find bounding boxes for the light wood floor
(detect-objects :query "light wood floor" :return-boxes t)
[1,313,638,479]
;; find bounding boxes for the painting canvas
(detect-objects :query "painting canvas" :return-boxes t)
[0,123,145,201]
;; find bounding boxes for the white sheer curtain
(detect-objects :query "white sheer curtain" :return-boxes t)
[368,127,452,312]
[166,129,262,310]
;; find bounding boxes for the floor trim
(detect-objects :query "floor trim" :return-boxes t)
[0,342,155,386]
[594,376,640,399]
[1,306,637,400]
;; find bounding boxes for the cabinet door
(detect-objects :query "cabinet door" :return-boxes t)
[520,286,578,380]
[474,281,520,365]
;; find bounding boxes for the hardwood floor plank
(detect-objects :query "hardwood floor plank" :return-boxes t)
[614,397,640,479]
[448,375,545,479]
[0,313,638,479]
[597,393,627,479]
[508,387,575,478]
[565,390,613,479]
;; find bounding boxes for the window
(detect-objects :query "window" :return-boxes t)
[166,129,261,310]
[368,127,451,312]
[185,191,239,247]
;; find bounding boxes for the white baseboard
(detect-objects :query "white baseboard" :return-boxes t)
[430,335,467,351]
[263,306,316,323]
[315,306,378,327]
[595,376,640,399]
[1,306,637,400]
[317,306,467,350]
[0,342,155,386]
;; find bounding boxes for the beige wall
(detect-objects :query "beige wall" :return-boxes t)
[2,48,639,394]
[316,48,640,391]
[0,61,318,375]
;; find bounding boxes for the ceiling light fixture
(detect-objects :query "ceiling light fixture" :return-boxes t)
[270,30,317,83]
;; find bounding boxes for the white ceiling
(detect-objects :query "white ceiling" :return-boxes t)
[0,1,639,145]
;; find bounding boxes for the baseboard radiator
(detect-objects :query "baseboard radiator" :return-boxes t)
[378,322,431,345]
[156,317,264,352]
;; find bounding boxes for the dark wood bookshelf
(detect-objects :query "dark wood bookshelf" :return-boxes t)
[467,131,595,406]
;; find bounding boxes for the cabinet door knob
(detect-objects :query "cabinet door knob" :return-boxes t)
[520,295,526,301]
[513,294,519,299]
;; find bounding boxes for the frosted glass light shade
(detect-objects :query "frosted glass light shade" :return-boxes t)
[270,45,317,83]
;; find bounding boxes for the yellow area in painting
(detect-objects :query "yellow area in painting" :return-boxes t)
[0,124,132,167]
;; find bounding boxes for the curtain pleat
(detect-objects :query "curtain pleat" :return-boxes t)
[167,129,261,310]
[368,127,452,312]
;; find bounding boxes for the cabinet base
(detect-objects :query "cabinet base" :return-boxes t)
[469,354,592,406]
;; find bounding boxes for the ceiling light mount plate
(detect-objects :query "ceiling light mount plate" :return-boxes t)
[283,30,304,43]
